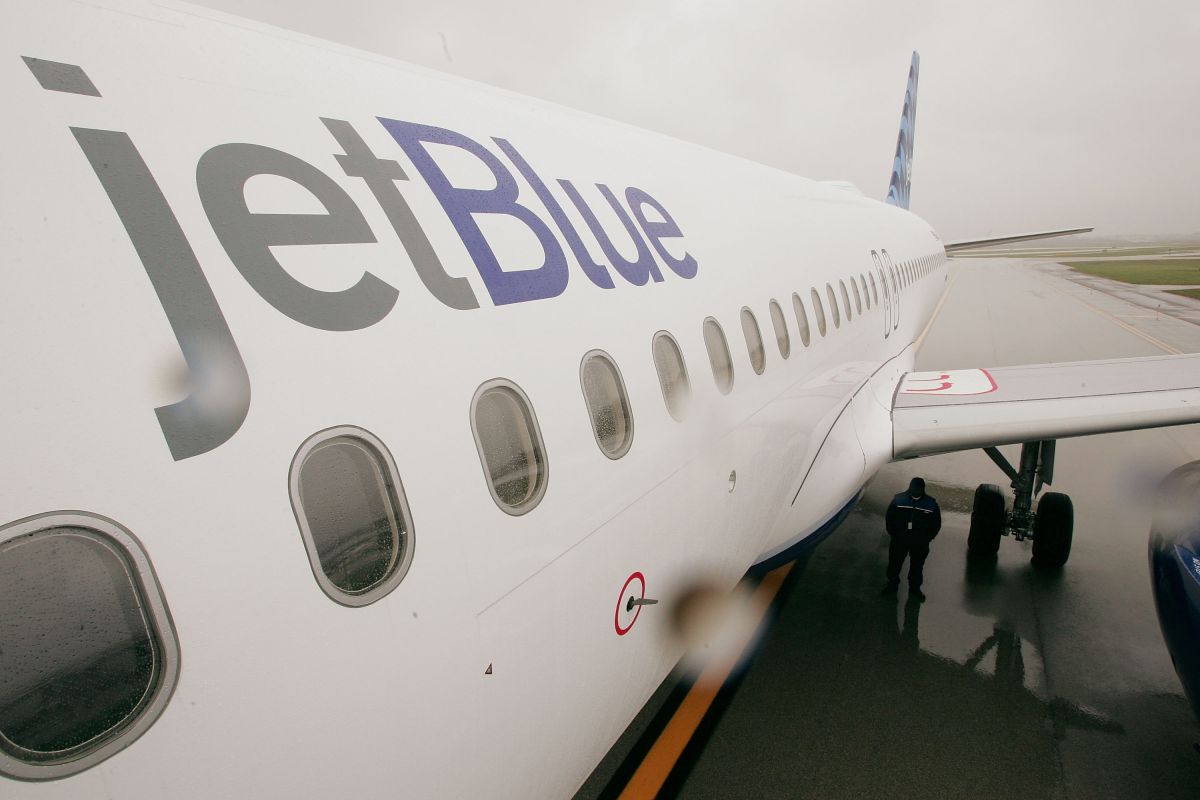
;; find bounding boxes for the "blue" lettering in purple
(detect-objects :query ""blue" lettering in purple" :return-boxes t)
[379,118,697,305]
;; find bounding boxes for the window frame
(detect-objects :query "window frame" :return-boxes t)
[826,283,841,328]
[578,349,635,459]
[740,306,767,375]
[768,299,791,359]
[289,425,417,605]
[810,287,828,337]
[702,316,735,394]
[469,380,550,517]
[651,330,691,421]
[0,512,180,782]
[792,292,811,347]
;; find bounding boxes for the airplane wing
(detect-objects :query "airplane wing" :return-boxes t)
[943,227,1094,253]
[892,354,1200,459]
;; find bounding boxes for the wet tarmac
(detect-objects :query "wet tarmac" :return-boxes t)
[1044,261,1200,330]
[580,259,1200,799]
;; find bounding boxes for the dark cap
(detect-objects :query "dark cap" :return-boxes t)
[908,477,926,496]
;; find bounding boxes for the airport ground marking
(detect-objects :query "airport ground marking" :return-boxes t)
[915,271,957,353]
[617,563,794,799]
[1034,269,1183,355]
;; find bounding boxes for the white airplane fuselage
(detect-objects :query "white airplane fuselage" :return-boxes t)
[2,1,949,796]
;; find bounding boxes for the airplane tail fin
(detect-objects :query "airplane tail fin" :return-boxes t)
[885,51,920,210]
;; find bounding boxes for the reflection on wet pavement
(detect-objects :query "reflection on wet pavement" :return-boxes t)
[673,495,1196,799]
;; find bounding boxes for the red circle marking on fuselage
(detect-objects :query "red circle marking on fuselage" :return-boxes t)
[615,572,646,636]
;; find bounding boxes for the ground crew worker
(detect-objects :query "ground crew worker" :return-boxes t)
[883,477,941,600]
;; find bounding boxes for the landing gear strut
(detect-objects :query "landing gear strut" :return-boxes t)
[967,440,1074,567]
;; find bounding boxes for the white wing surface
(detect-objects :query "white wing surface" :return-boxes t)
[892,354,1200,459]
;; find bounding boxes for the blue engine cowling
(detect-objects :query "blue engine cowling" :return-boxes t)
[1150,461,1200,720]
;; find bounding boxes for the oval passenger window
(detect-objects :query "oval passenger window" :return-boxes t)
[472,380,548,514]
[292,428,415,605]
[740,307,766,375]
[702,317,735,394]
[580,351,634,458]
[652,331,691,421]
[769,299,790,359]
[0,515,178,781]
[792,292,811,347]
[826,283,841,328]
[809,288,828,337]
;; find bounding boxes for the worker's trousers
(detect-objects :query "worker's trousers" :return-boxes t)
[886,535,930,589]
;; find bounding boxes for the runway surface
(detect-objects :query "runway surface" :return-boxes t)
[580,258,1200,799]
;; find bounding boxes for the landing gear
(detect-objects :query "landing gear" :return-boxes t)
[971,440,1075,567]
[968,484,1005,557]
[1032,492,1074,568]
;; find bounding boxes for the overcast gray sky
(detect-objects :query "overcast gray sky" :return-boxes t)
[193,0,1199,241]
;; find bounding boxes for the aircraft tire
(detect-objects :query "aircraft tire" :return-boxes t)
[1032,492,1074,568]
[968,483,1006,557]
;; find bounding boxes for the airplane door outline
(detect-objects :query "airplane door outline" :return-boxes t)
[881,249,900,331]
[871,250,890,337]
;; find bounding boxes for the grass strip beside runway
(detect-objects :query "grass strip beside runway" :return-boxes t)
[1063,258,1200,284]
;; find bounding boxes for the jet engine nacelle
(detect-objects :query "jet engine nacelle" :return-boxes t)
[1149,461,1200,721]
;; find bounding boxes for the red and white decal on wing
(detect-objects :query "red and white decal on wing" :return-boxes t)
[899,369,997,396]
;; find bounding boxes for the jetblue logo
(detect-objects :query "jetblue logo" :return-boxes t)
[380,118,698,306]
[24,58,697,460]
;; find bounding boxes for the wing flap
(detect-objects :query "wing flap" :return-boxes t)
[893,355,1200,459]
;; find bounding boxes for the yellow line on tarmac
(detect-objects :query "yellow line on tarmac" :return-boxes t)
[617,563,794,800]
[915,271,956,353]
[1037,272,1182,355]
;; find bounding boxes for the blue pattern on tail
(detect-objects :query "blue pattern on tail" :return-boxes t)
[886,52,920,210]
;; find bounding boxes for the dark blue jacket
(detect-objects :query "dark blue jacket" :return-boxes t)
[886,492,942,542]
